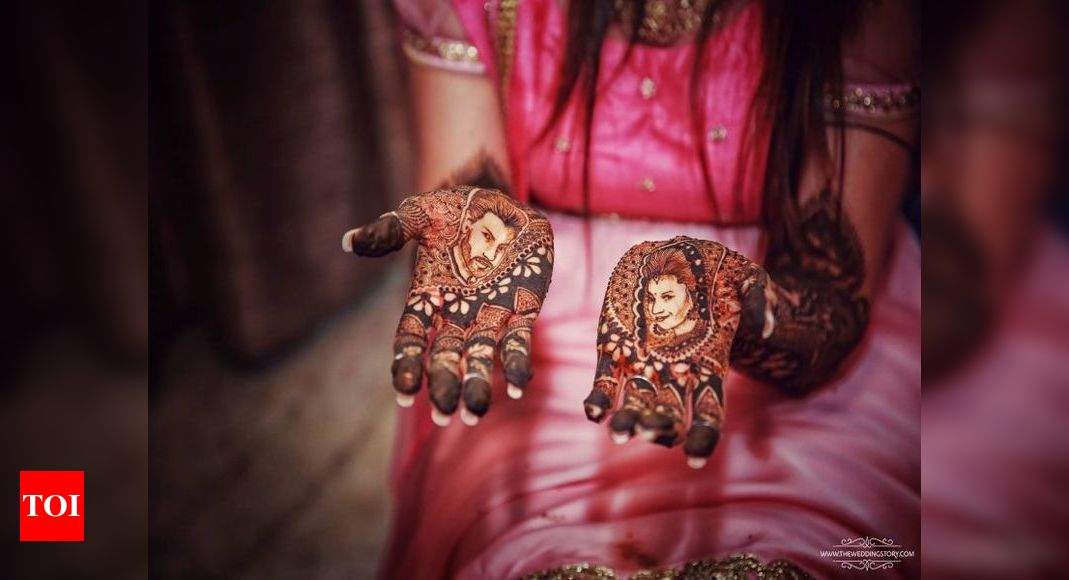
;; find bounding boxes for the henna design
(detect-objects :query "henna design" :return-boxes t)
[342,186,553,426]
[730,189,869,394]
[585,237,763,467]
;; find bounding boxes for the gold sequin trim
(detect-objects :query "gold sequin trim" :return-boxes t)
[614,0,717,46]
[522,562,618,579]
[521,553,811,580]
[401,29,484,73]
[825,84,920,120]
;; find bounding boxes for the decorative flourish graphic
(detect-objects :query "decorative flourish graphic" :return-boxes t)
[583,236,767,468]
[342,187,553,426]
[838,537,900,549]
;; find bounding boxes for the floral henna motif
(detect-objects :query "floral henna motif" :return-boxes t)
[342,186,553,426]
[584,236,764,468]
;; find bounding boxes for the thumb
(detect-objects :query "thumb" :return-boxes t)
[342,212,406,257]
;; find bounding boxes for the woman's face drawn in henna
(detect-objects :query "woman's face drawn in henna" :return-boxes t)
[585,237,755,468]
[642,248,698,337]
[454,191,525,281]
[645,276,694,334]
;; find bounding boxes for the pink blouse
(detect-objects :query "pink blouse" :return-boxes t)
[397,0,918,225]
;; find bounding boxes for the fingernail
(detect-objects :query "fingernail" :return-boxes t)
[585,404,603,419]
[611,432,631,445]
[687,456,707,469]
[507,383,523,399]
[762,302,776,339]
[396,393,415,408]
[460,408,480,426]
[431,408,451,427]
[637,427,656,441]
[341,228,359,253]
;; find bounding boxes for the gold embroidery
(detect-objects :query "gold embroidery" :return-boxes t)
[523,562,618,579]
[522,553,811,580]
[825,84,920,120]
[614,0,717,46]
[494,0,520,101]
[401,29,484,72]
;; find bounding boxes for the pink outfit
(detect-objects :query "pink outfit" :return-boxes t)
[385,1,920,577]
[385,215,920,579]
[506,0,768,223]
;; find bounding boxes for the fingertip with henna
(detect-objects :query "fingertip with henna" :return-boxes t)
[350,215,404,257]
[428,368,461,418]
[461,376,491,417]
[392,356,423,394]
[683,424,720,464]
[503,353,532,395]
[638,411,680,447]
[341,228,359,252]
[609,408,640,438]
[583,390,612,422]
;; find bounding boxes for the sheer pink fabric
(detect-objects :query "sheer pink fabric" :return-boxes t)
[384,214,920,578]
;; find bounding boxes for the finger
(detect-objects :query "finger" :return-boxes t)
[427,322,465,426]
[684,374,725,468]
[391,290,438,408]
[500,315,534,400]
[637,379,686,447]
[583,351,619,422]
[343,213,405,257]
[460,333,497,427]
[609,373,658,443]
[457,302,513,425]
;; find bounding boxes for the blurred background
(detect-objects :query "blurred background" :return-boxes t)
[7,1,148,578]
[4,0,1069,578]
[149,0,420,577]
[11,0,423,577]
[922,1,1069,577]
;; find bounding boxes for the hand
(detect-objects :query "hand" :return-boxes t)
[342,186,554,426]
[582,236,768,468]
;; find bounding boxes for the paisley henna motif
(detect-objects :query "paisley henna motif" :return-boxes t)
[584,236,764,467]
[343,186,553,426]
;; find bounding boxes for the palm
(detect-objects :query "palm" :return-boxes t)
[584,236,762,467]
[343,186,553,426]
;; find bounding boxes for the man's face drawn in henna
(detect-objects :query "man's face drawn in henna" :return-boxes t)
[642,248,697,336]
[454,192,524,280]
[342,186,554,428]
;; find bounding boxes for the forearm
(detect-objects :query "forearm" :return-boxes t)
[410,65,510,192]
[731,270,869,393]
[729,190,871,393]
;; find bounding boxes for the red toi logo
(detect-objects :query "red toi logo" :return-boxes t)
[20,471,84,542]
